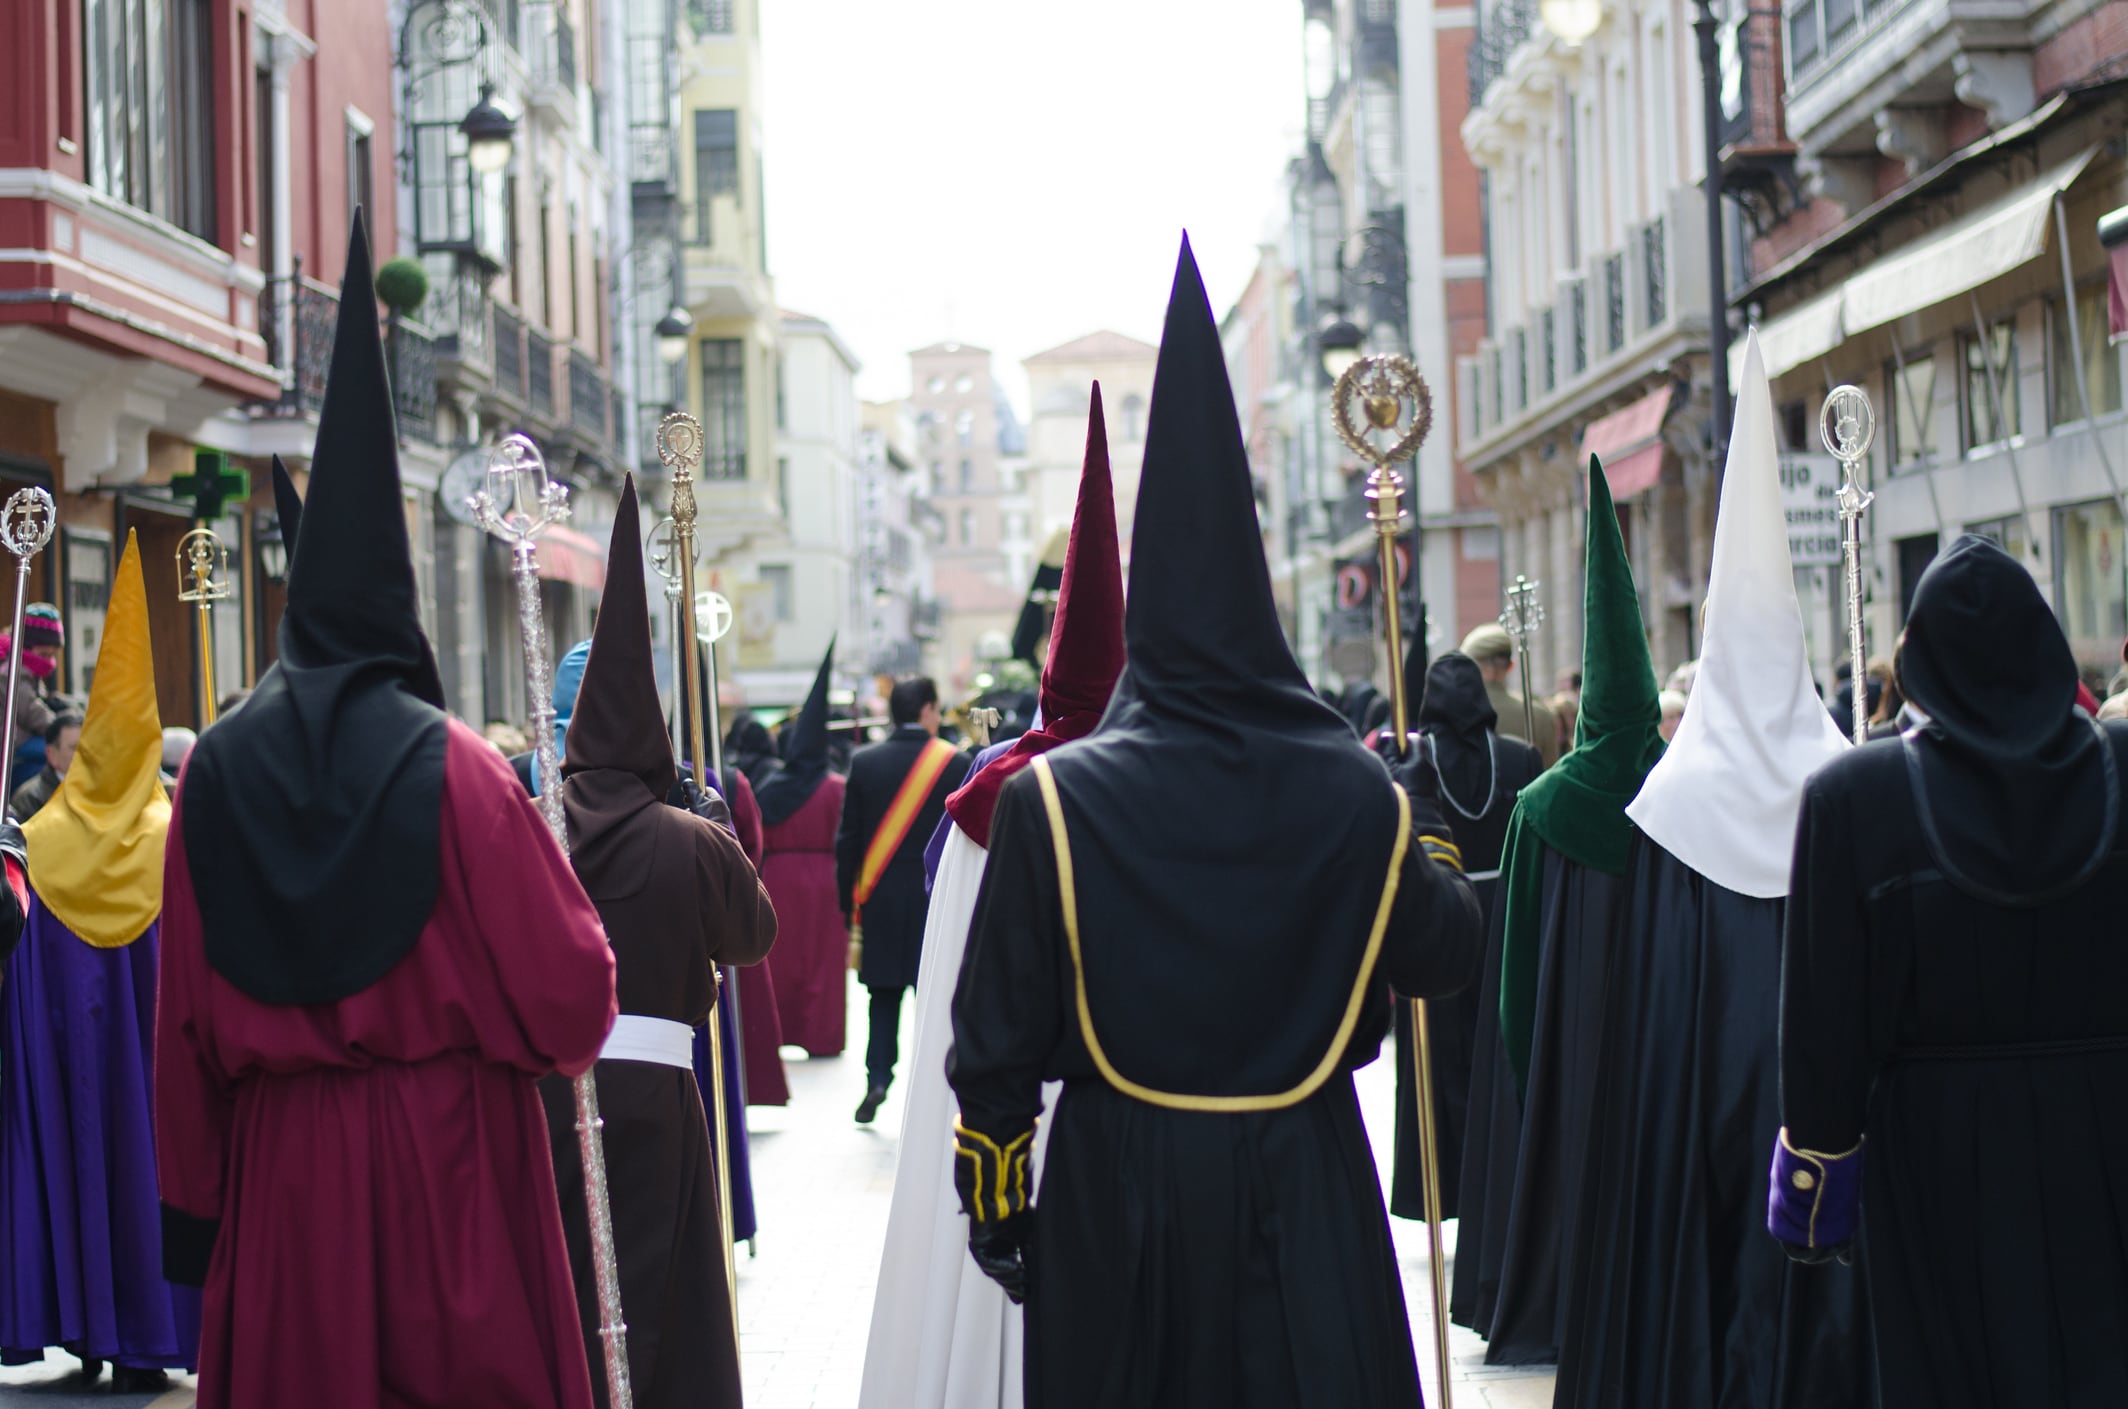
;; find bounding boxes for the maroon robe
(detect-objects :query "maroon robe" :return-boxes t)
[725,769,789,1104]
[157,723,617,1409]
[761,774,847,1057]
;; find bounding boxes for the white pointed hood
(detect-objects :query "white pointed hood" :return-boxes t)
[1626,330,1850,897]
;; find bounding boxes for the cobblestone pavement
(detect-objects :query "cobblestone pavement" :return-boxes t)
[0,972,1555,1409]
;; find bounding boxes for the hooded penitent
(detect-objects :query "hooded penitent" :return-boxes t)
[946,383,1125,848]
[180,212,452,1004]
[1626,331,1849,897]
[753,641,833,827]
[562,476,676,898]
[1496,457,1663,1082]
[21,533,167,946]
[1009,527,1070,664]
[1417,652,1500,822]
[1031,239,1409,1097]
[1898,534,2113,901]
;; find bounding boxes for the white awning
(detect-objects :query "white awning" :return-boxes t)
[1734,285,1846,382]
[1841,146,2099,336]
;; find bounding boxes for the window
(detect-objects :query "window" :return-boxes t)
[2054,499,2127,662]
[954,374,973,394]
[928,460,945,495]
[1787,0,1822,76]
[1003,511,1029,541]
[1121,394,1146,441]
[692,110,738,241]
[2051,287,2124,426]
[927,376,945,394]
[1962,320,2019,452]
[83,0,219,239]
[959,508,976,544]
[775,355,787,430]
[255,67,278,276]
[346,111,375,233]
[955,409,974,445]
[1887,353,1937,467]
[959,459,974,492]
[1964,513,2029,562]
[689,0,735,34]
[700,338,747,479]
[760,564,793,622]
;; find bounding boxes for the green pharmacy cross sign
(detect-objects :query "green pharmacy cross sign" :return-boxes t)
[172,450,251,523]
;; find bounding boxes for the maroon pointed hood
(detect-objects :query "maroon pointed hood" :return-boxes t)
[946,382,1125,847]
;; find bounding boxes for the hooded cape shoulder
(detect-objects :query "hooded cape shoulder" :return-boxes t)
[1497,456,1663,1083]
[1625,331,1849,898]
[23,532,168,947]
[179,211,452,1004]
[946,382,1125,847]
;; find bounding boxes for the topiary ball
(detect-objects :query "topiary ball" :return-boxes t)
[374,257,431,316]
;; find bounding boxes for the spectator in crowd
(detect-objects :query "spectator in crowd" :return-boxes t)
[8,711,80,822]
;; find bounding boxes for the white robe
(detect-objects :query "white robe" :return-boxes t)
[858,823,1057,1409]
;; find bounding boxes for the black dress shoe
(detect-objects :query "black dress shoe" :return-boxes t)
[111,1367,170,1393]
[854,1083,889,1124]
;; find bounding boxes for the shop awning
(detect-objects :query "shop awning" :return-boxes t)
[536,523,607,590]
[1733,285,1846,382]
[1841,146,2098,337]
[2101,203,2128,340]
[1579,384,1673,500]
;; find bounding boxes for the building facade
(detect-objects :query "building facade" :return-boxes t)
[1740,0,2128,686]
[1021,331,1157,575]
[1454,0,1720,690]
[909,341,1026,692]
[857,398,943,680]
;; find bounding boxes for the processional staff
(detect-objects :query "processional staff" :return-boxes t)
[1331,351,1456,1409]
[0,489,57,777]
[1500,575,1544,749]
[177,529,233,727]
[470,434,636,1409]
[658,411,742,1338]
[1821,386,1876,747]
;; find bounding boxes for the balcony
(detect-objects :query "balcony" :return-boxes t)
[527,328,556,418]
[1457,189,1707,455]
[256,268,338,415]
[1782,0,2041,160]
[528,9,578,120]
[427,266,493,385]
[1469,0,1536,107]
[683,193,773,321]
[388,318,439,444]
[568,349,612,449]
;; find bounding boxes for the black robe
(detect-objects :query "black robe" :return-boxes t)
[951,777,1482,1409]
[1477,848,1631,1365]
[1391,732,1542,1221]
[1781,730,2128,1407]
[1556,837,1872,1408]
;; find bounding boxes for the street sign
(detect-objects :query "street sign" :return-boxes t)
[1779,454,1844,568]
[694,589,735,643]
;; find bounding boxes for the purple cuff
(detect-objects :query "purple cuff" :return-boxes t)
[1766,1128,1862,1248]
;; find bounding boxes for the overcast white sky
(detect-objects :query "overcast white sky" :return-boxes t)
[759,0,1308,409]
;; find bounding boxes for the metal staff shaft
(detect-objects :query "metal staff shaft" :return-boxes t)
[1501,576,1545,754]
[0,490,56,784]
[177,528,233,728]
[474,440,633,1409]
[661,412,741,1343]
[1821,387,1877,746]
[1338,353,1454,1409]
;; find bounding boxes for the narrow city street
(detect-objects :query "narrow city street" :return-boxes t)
[0,972,1553,1409]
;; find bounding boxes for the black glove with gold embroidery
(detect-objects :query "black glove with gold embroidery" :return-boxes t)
[969,1213,1030,1304]
[955,1118,1035,1302]
[1374,734,1463,874]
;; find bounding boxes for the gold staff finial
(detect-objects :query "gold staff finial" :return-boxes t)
[177,527,233,726]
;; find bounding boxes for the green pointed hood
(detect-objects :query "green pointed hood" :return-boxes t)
[1497,455,1664,1086]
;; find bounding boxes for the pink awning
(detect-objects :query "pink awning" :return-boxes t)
[536,524,607,591]
[1579,385,1673,500]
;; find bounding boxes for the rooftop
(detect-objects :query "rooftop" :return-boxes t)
[1024,329,1159,365]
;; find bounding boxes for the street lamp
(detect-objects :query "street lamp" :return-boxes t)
[1318,317,1366,385]
[1541,0,1605,45]
[655,306,694,366]
[460,83,517,174]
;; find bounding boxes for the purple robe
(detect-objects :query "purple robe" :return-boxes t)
[693,979,758,1243]
[0,894,199,1368]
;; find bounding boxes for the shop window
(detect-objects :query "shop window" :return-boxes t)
[2050,287,2124,427]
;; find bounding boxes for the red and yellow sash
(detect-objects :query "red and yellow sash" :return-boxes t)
[850,738,957,954]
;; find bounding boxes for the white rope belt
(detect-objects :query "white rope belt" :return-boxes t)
[1465,868,1501,881]
[599,1014,696,1070]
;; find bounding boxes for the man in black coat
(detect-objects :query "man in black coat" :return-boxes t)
[837,675,972,1122]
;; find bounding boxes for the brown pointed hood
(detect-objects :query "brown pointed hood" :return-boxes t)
[562,476,677,898]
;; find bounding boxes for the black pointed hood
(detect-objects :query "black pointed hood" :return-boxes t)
[180,211,452,1004]
[562,477,676,899]
[754,640,833,827]
[271,455,303,556]
[1027,237,1412,1103]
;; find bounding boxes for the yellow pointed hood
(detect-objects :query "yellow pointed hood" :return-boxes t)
[24,531,169,947]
